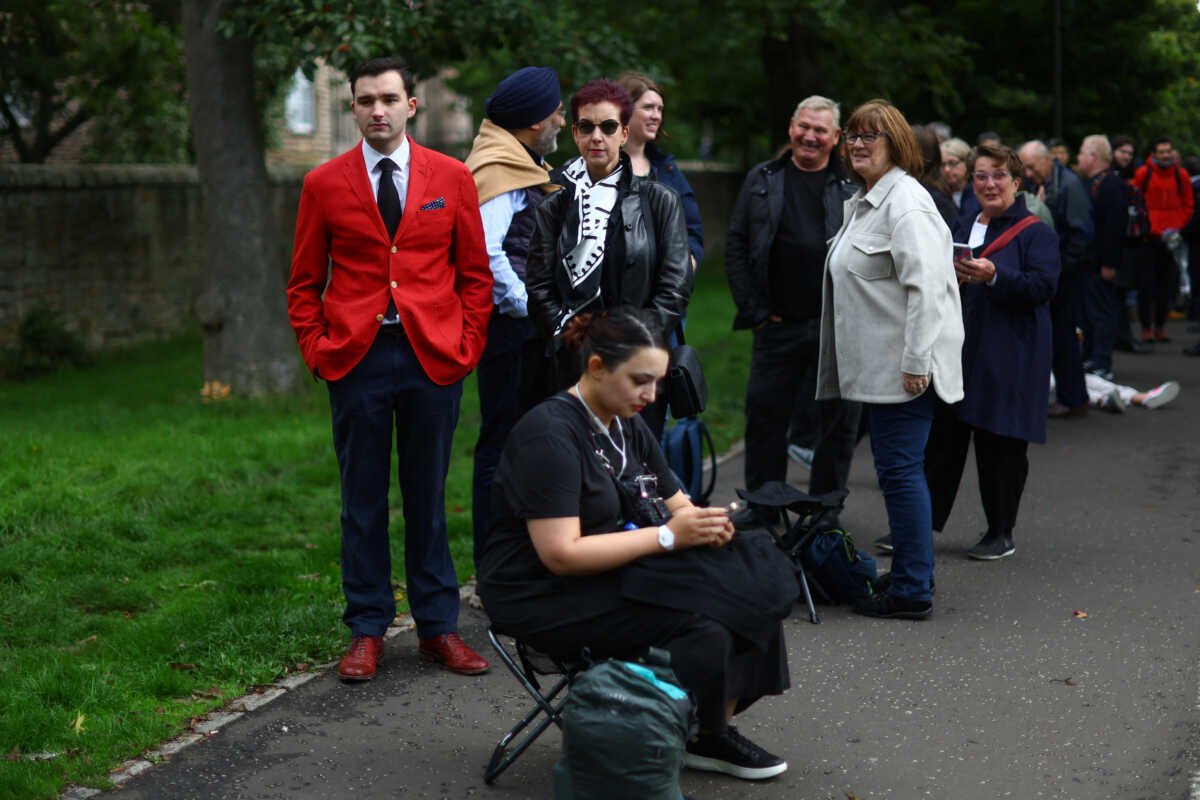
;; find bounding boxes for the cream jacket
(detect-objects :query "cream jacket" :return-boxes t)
[816,166,964,404]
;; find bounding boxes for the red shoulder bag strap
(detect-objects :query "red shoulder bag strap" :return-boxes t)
[979,215,1040,260]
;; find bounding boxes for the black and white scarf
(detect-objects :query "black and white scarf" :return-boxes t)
[554,157,623,334]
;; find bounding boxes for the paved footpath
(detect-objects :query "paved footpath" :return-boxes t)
[104,332,1200,800]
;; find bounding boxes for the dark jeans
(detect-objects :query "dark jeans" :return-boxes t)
[864,390,935,603]
[925,400,1030,539]
[1082,272,1118,372]
[520,604,788,735]
[327,331,462,639]
[744,319,861,500]
[787,365,819,449]
[1138,238,1175,331]
[1050,269,1088,408]
[472,309,532,571]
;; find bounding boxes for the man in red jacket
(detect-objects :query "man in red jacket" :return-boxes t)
[1133,136,1193,343]
[286,56,494,680]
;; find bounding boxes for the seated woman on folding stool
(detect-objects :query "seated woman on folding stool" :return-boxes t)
[478,306,792,781]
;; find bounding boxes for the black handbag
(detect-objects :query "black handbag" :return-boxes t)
[665,331,707,419]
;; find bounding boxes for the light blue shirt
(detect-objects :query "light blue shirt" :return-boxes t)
[479,188,530,317]
[362,137,410,213]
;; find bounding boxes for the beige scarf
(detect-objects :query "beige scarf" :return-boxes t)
[465,119,562,204]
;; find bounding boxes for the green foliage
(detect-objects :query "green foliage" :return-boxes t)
[0,0,190,163]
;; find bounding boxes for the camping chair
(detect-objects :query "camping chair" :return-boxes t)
[736,481,848,625]
[483,626,586,785]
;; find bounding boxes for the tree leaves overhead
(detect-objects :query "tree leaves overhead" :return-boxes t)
[0,0,187,163]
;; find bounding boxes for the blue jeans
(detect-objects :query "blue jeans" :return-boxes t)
[865,390,935,603]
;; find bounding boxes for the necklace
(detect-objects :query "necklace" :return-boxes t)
[571,383,627,476]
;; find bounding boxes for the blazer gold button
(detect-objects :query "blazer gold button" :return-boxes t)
[376,314,384,322]
[391,246,398,254]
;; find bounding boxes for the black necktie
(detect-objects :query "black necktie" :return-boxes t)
[377,157,402,240]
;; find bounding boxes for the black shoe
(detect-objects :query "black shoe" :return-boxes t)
[874,571,935,596]
[1184,343,1200,357]
[853,591,932,619]
[1115,340,1152,354]
[874,534,893,552]
[684,725,787,780]
[966,532,1015,560]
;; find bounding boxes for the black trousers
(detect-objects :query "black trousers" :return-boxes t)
[1050,269,1088,408]
[1138,237,1176,331]
[924,400,1030,539]
[744,319,861,499]
[519,603,788,735]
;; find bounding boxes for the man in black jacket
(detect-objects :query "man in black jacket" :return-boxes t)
[725,95,859,527]
[1076,134,1126,380]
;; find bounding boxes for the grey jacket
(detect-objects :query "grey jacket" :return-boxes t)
[725,152,857,329]
[817,167,965,404]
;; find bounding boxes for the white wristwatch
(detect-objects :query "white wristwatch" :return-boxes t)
[657,524,675,551]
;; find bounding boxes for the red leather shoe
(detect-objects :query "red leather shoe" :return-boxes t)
[418,633,489,675]
[338,635,384,681]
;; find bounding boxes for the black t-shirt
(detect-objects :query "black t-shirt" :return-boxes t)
[767,162,829,321]
[477,393,681,634]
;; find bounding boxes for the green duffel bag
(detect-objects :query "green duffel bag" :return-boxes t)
[552,648,696,799]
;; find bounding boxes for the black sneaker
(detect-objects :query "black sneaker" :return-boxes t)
[874,571,935,596]
[853,591,932,619]
[684,725,787,780]
[874,534,893,552]
[966,532,1015,560]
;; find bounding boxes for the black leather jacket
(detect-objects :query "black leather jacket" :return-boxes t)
[527,152,692,338]
[725,151,856,329]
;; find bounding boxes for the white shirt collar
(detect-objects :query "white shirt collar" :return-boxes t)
[362,136,410,175]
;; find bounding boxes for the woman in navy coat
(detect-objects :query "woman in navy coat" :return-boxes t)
[924,143,1061,561]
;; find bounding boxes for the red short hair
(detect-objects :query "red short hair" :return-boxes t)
[570,80,633,125]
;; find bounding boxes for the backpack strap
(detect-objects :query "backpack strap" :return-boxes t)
[980,214,1040,260]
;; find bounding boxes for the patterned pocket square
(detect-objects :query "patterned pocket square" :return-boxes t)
[420,197,446,210]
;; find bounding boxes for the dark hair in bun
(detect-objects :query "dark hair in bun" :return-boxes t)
[561,306,666,370]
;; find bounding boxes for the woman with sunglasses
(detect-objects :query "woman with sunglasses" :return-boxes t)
[924,143,1060,562]
[523,79,691,432]
[816,99,964,620]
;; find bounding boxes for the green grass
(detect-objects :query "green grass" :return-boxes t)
[0,268,747,798]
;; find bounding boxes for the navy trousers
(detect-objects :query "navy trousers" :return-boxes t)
[472,309,531,570]
[1050,269,1088,408]
[327,331,462,640]
[1082,272,1119,372]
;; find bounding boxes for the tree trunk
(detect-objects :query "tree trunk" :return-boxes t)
[181,0,302,396]
[761,20,833,149]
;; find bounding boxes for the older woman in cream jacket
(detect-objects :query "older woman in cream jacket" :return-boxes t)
[816,99,964,620]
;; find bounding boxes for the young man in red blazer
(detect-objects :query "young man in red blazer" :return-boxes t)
[287,56,494,680]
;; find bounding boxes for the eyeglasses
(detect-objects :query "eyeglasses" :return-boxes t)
[972,171,1013,184]
[575,118,621,136]
[845,131,886,145]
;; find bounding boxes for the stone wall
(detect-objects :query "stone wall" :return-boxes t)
[0,161,744,354]
[0,164,304,351]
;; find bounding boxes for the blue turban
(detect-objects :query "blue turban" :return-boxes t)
[485,66,561,130]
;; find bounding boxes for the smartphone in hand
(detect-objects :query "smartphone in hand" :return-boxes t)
[953,242,973,263]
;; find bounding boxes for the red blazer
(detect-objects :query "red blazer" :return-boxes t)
[286,138,493,385]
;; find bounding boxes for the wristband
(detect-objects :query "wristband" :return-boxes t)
[657,524,675,551]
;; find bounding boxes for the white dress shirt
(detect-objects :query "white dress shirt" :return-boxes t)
[362,137,410,214]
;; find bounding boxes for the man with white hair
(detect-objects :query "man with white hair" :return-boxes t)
[1075,134,1126,379]
[726,96,859,528]
[1019,139,1095,416]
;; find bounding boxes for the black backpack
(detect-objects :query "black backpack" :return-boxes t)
[552,649,697,800]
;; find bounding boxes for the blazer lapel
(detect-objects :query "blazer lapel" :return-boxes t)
[398,138,430,242]
[342,146,391,242]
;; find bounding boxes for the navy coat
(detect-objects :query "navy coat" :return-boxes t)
[952,195,1061,444]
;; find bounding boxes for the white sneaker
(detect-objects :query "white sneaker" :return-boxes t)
[1098,388,1126,413]
[786,444,813,469]
[1142,381,1180,409]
